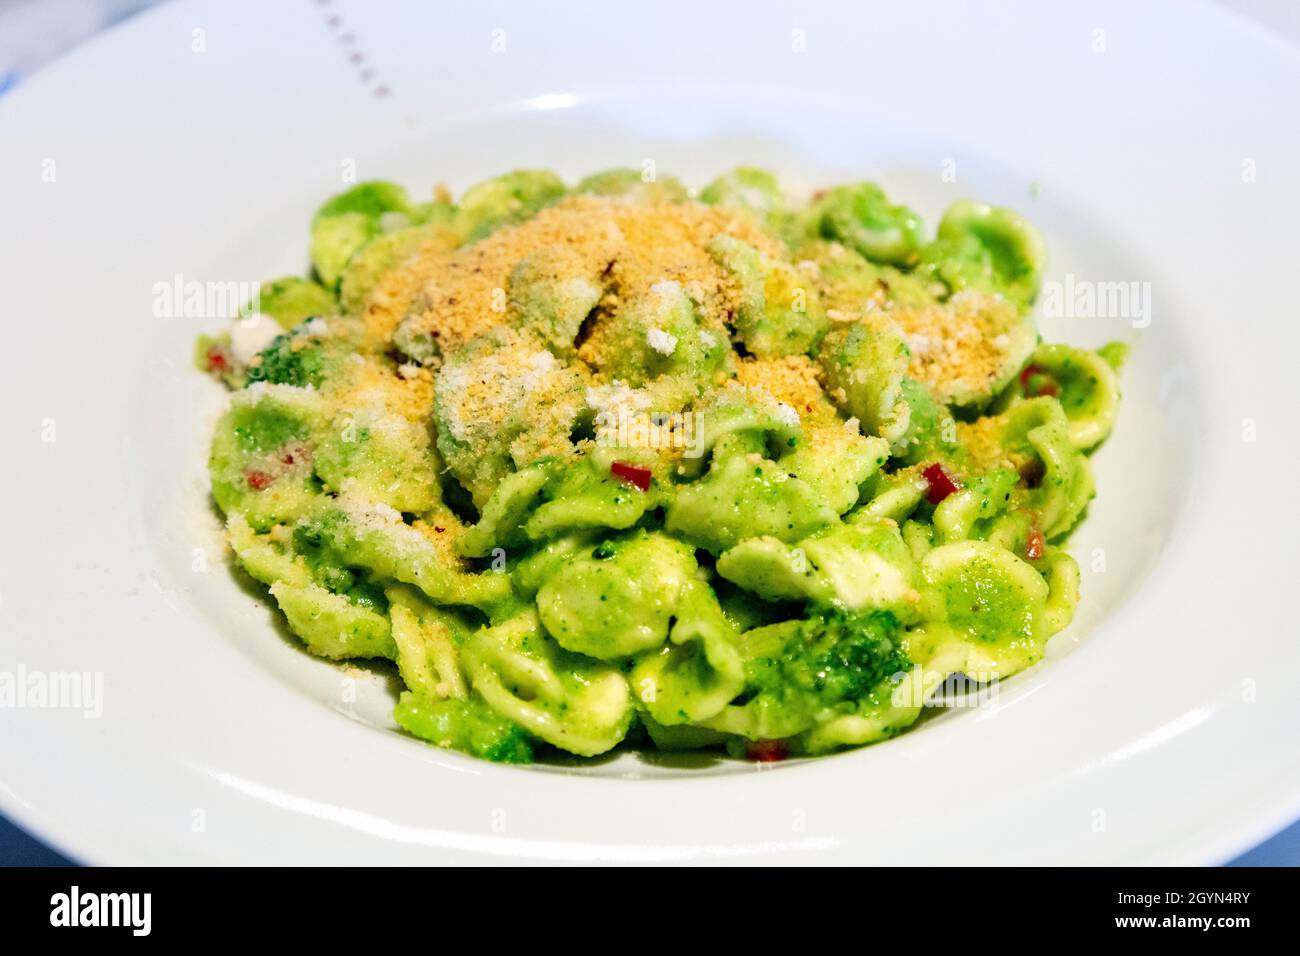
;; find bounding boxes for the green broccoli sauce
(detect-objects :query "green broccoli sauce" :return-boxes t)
[198,168,1119,764]
[230,401,306,453]
[936,555,1037,645]
[395,691,534,763]
[290,516,389,611]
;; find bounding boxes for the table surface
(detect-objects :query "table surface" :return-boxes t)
[0,0,1296,867]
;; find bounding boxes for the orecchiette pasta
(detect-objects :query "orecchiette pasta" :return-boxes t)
[199,167,1122,764]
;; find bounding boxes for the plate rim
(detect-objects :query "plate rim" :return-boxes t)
[2,0,1299,865]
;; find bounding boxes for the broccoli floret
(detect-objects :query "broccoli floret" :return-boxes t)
[746,609,910,722]
[797,609,909,705]
[394,691,534,763]
[244,332,328,388]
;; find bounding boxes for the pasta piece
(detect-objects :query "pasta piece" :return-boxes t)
[900,518,935,562]
[890,377,960,464]
[716,518,923,621]
[294,497,512,610]
[917,199,1046,308]
[931,468,1020,544]
[457,459,561,558]
[386,585,471,701]
[269,581,395,660]
[888,292,1037,407]
[665,434,838,553]
[434,326,590,507]
[699,167,787,223]
[629,581,745,725]
[536,530,699,659]
[393,692,533,763]
[339,221,454,315]
[959,397,1095,540]
[310,181,422,289]
[780,421,889,514]
[509,532,599,599]
[582,276,730,385]
[853,471,930,523]
[225,513,311,588]
[575,167,688,202]
[454,169,567,242]
[799,685,925,753]
[817,313,912,443]
[240,276,336,331]
[799,520,924,618]
[464,609,633,757]
[209,383,324,532]
[312,401,442,513]
[759,258,829,357]
[524,447,666,542]
[1015,402,1096,539]
[910,539,1050,679]
[1040,548,1081,637]
[230,511,403,660]
[674,380,803,477]
[1021,343,1122,450]
[702,609,914,744]
[800,237,941,317]
[507,233,619,355]
[808,182,926,267]
[707,234,828,357]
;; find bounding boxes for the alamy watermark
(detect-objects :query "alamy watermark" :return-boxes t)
[1040,273,1151,328]
[151,273,260,321]
[593,408,707,458]
[892,668,1002,713]
[50,886,150,936]
[0,664,103,718]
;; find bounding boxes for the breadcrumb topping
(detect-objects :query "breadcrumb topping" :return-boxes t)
[394,195,781,360]
[887,291,1029,403]
[734,355,835,420]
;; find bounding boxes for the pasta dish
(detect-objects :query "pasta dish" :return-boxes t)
[196,168,1122,763]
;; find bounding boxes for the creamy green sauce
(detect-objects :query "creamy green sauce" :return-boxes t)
[198,168,1123,763]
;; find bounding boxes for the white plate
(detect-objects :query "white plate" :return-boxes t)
[2,0,1298,865]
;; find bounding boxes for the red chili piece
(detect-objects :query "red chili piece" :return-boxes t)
[610,460,652,491]
[921,462,961,504]
[1019,364,1060,397]
[747,739,788,763]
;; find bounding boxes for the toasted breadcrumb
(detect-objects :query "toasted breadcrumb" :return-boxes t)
[956,415,1021,471]
[734,355,836,420]
[889,291,1026,403]
[394,195,781,360]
